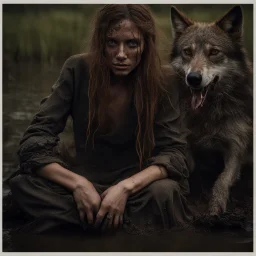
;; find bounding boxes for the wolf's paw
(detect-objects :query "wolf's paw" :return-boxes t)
[208,205,223,216]
[192,213,218,228]
[208,202,226,216]
[209,185,228,216]
[208,198,227,216]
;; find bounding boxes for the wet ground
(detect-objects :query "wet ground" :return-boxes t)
[2,229,252,252]
[2,60,253,252]
[2,193,253,253]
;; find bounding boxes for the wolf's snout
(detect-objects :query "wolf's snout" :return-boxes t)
[187,72,202,89]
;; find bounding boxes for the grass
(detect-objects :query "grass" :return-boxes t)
[3,9,93,62]
[3,4,253,63]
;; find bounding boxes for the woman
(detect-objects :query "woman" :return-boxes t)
[9,4,191,234]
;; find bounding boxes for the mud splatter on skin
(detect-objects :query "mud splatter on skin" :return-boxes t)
[106,21,123,38]
[104,19,144,78]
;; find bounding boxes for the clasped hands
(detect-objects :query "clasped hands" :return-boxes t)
[73,179,131,231]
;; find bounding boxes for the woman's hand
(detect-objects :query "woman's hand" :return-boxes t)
[94,183,131,231]
[36,163,102,226]
[73,180,101,226]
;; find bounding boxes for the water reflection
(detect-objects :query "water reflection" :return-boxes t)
[3,61,62,186]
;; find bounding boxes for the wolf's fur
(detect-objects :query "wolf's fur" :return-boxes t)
[170,6,253,215]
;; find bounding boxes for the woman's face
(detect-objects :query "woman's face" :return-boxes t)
[105,19,145,77]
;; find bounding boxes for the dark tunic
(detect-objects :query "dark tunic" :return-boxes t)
[10,53,191,234]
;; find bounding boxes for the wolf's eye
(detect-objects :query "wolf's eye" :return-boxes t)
[183,48,192,56]
[209,49,220,56]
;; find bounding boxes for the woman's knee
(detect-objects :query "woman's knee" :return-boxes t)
[9,174,50,200]
[147,179,180,201]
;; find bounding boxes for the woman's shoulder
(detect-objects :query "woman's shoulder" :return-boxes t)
[63,53,92,70]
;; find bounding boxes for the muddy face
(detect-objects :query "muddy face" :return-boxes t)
[105,19,144,77]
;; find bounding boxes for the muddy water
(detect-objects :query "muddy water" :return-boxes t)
[3,61,62,194]
[3,229,253,252]
[2,61,253,252]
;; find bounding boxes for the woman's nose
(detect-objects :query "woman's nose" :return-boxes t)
[116,44,127,61]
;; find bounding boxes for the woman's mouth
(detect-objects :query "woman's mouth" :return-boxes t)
[112,64,129,70]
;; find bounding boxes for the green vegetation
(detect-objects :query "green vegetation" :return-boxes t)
[3,4,253,63]
[3,8,94,62]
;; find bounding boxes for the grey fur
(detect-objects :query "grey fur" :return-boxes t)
[170,6,253,215]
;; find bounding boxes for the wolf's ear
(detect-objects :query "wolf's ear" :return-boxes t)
[216,6,243,40]
[170,7,193,38]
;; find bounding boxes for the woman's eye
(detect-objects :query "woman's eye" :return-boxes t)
[127,40,139,48]
[107,39,116,47]
[209,49,220,56]
[183,48,192,56]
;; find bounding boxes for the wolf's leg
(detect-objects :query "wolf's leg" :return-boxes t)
[208,149,242,215]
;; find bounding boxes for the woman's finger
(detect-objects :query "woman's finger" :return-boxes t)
[113,214,120,229]
[119,215,123,228]
[107,213,114,230]
[95,210,106,228]
[79,209,85,222]
[86,209,94,225]
[101,216,109,231]
[101,189,108,199]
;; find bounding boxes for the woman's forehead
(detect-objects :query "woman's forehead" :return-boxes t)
[106,19,142,38]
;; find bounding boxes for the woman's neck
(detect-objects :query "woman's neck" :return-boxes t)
[110,73,132,87]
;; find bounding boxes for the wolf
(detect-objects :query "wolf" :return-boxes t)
[169,5,253,216]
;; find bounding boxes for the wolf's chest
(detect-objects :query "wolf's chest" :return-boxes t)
[189,131,224,151]
[186,111,226,150]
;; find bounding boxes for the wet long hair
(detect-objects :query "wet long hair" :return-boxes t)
[87,4,166,169]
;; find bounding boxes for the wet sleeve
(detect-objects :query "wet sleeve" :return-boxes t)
[18,56,75,174]
[146,82,189,181]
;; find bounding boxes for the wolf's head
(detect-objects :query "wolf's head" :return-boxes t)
[170,6,251,110]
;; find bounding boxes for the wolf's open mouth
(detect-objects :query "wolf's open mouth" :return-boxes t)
[190,76,219,110]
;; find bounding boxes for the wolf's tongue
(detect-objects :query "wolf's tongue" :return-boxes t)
[191,92,203,110]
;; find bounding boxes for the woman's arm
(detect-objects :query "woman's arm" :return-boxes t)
[36,163,90,191]
[94,164,167,230]
[18,55,102,225]
[18,56,76,174]
[118,165,167,194]
[37,163,101,225]
[145,70,189,183]
[18,56,85,173]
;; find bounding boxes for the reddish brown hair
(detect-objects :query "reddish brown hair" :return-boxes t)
[87,4,166,169]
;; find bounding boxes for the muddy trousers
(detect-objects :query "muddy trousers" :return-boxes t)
[9,174,191,234]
